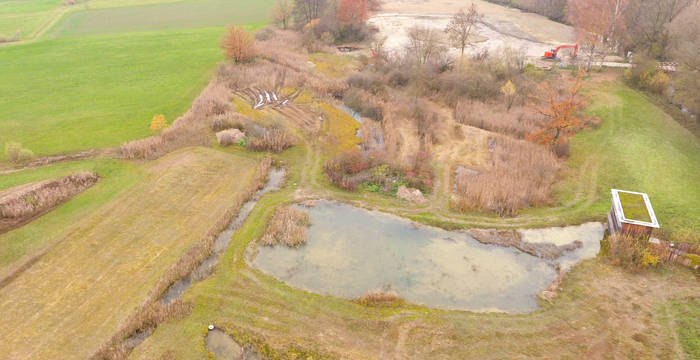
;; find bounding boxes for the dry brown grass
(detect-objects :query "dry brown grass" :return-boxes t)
[210,112,247,132]
[215,129,244,146]
[0,172,98,233]
[453,135,560,216]
[246,126,296,153]
[454,101,541,138]
[260,205,310,247]
[354,291,404,306]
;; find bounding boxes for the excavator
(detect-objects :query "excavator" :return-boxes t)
[543,44,578,60]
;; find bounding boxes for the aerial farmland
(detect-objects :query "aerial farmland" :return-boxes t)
[0,0,698,359]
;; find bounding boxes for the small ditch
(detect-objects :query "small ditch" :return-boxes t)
[159,168,285,305]
[121,168,285,353]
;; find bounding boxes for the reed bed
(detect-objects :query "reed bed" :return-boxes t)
[260,205,311,247]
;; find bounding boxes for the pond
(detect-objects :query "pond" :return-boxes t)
[252,201,604,313]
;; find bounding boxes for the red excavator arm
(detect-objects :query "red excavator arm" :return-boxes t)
[543,44,578,59]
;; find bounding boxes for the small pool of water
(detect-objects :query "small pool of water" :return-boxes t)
[253,201,603,313]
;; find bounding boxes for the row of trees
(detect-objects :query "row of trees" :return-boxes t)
[272,0,377,29]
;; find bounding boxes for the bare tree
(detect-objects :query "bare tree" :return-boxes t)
[294,0,327,26]
[668,1,700,114]
[624,0,693,57]
[272,0,294,29]
[444,4,482,56]
[406,26,447,65]
[569,0,629,70]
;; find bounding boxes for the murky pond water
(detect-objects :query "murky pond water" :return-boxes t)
[253,201,603,313]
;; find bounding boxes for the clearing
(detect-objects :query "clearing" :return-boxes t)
[370,0,575,60]
[0,147,262,359]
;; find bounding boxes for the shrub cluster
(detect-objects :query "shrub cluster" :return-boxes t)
[602,233,666,270]
[624,59,671,95]
[4,142,34,163]
[210,112,247,132]
[342,88,383,121]
[324,150,433,193]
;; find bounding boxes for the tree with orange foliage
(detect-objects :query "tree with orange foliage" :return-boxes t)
[527,74,585,147]
[220,25,255,63]
[337,0,368,27]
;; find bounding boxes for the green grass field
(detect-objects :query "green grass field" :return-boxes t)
[565,81,700,242]
[0,0,272,161]
[0,27,222,159]
[48,0,272,38]
[0,0,62,39]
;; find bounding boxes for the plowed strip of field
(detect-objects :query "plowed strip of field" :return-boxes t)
[0,147,260,360]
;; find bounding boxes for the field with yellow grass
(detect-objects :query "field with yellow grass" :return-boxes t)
[0,147,261,359]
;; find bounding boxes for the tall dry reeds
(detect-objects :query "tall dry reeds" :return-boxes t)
[453,135,560,216]
[91,159,272,359]
[260,205,311,247]
[246,126,296,153]
[454,101,541,138]
[0,172,98,233]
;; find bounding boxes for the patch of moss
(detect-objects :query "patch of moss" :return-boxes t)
[232,96,266,122]
[619,192,652,222]
[317,103,360,153]
[309,53,354,78]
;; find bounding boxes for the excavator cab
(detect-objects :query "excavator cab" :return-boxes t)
[542,44,578,60]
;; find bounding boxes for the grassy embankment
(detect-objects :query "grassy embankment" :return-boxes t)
[554,81,699,242]
[0,0,272,161]
[0,148,262,359]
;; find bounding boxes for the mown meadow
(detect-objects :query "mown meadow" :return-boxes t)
[0,0,272,161]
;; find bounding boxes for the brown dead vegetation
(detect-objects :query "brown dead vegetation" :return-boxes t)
[92,159,271,360]
[354,291,404,306]
[0,172,99,234]
[455,101,540,138]
[260,205,311,247]
[453,135,560,216]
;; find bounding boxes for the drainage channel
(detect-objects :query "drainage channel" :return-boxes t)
[120,168,286,355]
